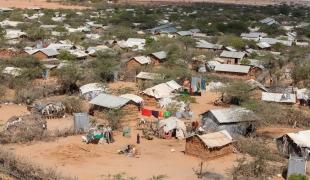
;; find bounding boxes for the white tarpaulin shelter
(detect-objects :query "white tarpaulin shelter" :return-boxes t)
[159,117,186,139]
[142,80,181,99]
[80,83,105,95]
[262,92,296,103]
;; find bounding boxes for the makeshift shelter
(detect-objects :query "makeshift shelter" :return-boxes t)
[2,66,22,77]
[214,64,251,76]
[119,94,143,104]
[31,102,66,119]
[126,56,151,70]
[150,23,177,34]
[1,115,47,142]
[136,72,163,81]
[296,88,310,106]
[149,51,167,64]
[260,17,279,25]
[90,93,130,109]
[276,130,310,159]
[196,40,223,52]
[220,51,246,64]
[142,80,182,99]
[287,156,307,179]
[158,117,186,139]
[79,83,106,100]
[200,107,255,137]
[25,48,59,60]
[185,130,234,160]
[261,92,296,104]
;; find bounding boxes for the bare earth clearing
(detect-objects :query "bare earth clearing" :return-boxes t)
[0,0,87,9]
[1,90,239,180]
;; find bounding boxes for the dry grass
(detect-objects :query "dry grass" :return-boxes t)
[0,147,76,179]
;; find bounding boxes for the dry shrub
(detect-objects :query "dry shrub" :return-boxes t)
[230,156,282,180]
[0,148,75,180]
[235,138,284,163]
[15,85,57,104]
[62,97,83,114]
[0,115,47,144]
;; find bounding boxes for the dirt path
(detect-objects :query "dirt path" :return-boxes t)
[0,0,88,9]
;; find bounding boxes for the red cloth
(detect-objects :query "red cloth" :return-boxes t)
[141,108,152,116]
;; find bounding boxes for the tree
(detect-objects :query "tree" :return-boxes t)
[291,63,310,88]
[93,50,120,82]
[219,80,251,105]
[56,64,83,94]
[0,26,6,39]
[26,27,48,40]
[66,32,85,44]
[178,36,195,51]
[218,35,246,50]
[57,50,76,61]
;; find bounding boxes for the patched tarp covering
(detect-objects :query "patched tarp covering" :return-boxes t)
[80,83,105,95]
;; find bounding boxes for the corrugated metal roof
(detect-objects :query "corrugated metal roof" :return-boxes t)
[196,130,233,148]
[47,43,73,50]
[176,31,192,36]
[136,72,163,80]
[119,94,143,104]
[241,32,267,38]
[287,156,307,178]
[208,107,253,124]
[261,92,296,103]
[27,48,59,57]
[151,51,167,60]
[196,40,223,50]
[90,93,130,109]
[214,64,250,74]
[132,56,151,64]
[166,80,182,90]
[220,50,245,59]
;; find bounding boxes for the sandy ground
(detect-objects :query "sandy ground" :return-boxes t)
[0,90,236,180]
[0,0,88,9]
[0,104,29,129]
[5,132,239,180]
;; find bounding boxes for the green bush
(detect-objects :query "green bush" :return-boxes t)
[288,174,308,180]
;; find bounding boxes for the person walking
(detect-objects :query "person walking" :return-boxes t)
[137,133,140,144]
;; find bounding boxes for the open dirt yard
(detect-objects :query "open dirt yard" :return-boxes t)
[5,132,240,180]
[0,90,237,180]
[0,0,88,9]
